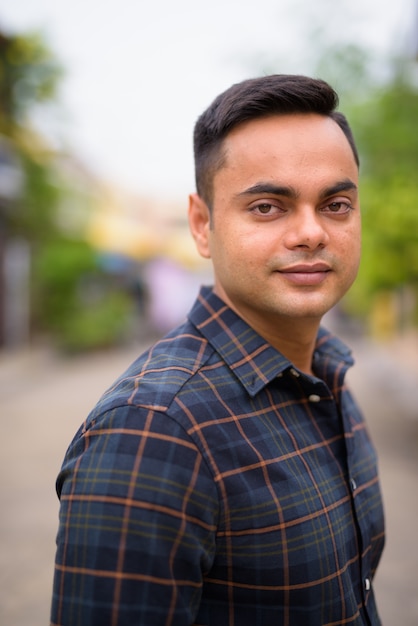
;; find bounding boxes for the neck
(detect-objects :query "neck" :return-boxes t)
[211,287,322,376]
[270,328,318,375]
[242,310,320,375]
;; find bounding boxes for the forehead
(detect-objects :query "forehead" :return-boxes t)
[218,113,358,181]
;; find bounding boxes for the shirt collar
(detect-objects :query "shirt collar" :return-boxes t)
[188,286,353,397]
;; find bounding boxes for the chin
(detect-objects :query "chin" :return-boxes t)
[276,305,340,324]
[283,290,346,317]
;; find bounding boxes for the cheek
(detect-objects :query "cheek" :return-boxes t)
[339,227,362,274]
[210,230,264,283]
[210,217,259,257]
[338,217,361,249]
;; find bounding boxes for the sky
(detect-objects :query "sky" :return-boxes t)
[1,0,416,202]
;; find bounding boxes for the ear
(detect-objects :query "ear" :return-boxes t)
[188,193,211,259]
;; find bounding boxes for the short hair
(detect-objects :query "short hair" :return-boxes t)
[193,74,359,206]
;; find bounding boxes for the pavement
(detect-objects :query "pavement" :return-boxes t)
[0,329,417,626]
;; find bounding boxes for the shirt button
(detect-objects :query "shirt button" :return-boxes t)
[349,477,357,492]
[308,394,321,403]
[364,578,371,591]
[290,368,300,377]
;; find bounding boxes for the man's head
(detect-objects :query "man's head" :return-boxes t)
[193,74,359,208]
[188,74,361,338]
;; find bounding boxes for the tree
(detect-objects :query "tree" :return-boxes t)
[0,29,62,134]
[344,63,418,328]
[0,27,133,350]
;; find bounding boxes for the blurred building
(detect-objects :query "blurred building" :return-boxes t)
[87,185,212,333]
[0,136,26,348]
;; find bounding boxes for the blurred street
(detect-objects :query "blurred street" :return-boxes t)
[0,331,417,626]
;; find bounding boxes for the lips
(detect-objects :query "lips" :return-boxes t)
[278,263,331,286]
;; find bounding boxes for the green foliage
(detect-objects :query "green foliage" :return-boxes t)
[0,29,62,132]
[57,291,133,353]
[0,27,65,245]
[34,238,133,351]
[342,66,418,322]
[346,176,418,314]
[34,238,97,324]
[0,27,135,351]
[8,151,63,240]
[316,43,374,100]
[352,74,418,181]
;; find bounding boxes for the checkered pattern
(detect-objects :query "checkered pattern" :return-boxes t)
[51,286,384,625]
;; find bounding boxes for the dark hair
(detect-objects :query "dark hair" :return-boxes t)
[193,74,359,206]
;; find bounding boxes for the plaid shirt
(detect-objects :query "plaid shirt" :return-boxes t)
[51,286,385,626]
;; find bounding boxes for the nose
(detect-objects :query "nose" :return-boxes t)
[282,207,329,251]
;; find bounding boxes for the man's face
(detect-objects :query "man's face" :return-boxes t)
[189,113,361,335]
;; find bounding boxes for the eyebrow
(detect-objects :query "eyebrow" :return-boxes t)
[319,180,358,198]
[238,182,298,199]
[237,179,358,200]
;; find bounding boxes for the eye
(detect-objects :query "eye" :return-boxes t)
[257,203,274,214]
[322,200,353,214]
[251,202,285,217]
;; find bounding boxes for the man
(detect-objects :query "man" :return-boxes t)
[51,74,385,625]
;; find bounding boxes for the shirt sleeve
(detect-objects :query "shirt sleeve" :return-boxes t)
[50,404,219,626]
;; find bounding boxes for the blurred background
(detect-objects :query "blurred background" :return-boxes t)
[0,0,417,624]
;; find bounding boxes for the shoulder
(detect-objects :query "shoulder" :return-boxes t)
[91,320,216,419]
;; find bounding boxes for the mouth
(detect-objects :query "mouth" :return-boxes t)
[277,263,332,286]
